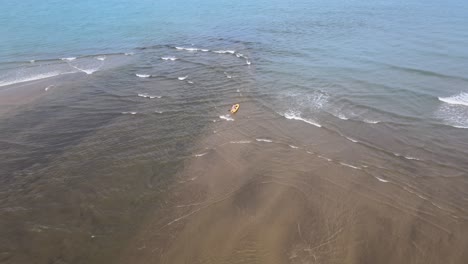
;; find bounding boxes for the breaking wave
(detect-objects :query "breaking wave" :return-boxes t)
[439,92,468,107]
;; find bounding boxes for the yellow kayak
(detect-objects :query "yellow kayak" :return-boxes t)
[230,104,240,114]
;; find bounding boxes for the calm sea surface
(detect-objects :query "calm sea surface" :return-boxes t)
[1,0,468,263]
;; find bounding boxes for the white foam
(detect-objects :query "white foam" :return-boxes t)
[138,93,161,99]
[175,46,208,52]
[224,72,232,79]
[439,92,468,107]
[176,46,195,51]
[375,177,389,183]
[187,80,194,84]
[235,53,244,58]
[124,52,134,56]
[286,91,328,112]
[436,99,468,128]
[404,156,421,161]
[337,114,348,120]
[394,153,421,161]
[161,56,177,61]
[289,145,299,149]
[122,112,137,115]
[236,89,240,93]
[345,137,358,143]
[61,57,76,61]
[136,74,151,78]
[0,71,62,87]
[282,110,321,127]
[155,110,163,114]
[194,152,208,157]
[30,60,35,63]
[213,50,236,54]
[96,56,106,61]
[44,85,54,91]
[178,76,188,80]
[318,155,332,162]
[256,138,273,143]
[339,162,360,170]
[219,115,234,121]
[230,140,251,144]
[363,119,380,124]
[67,64,99,74]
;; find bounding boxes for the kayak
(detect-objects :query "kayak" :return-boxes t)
[230,104,240,114]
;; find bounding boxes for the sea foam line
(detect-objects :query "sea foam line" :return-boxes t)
[282,110,321,127]
[375,177,389,183]
[345,137,358,143]
[0,71,63,87]
[256,138,273,143]
[67,63,100,75]
[339,162,361,170]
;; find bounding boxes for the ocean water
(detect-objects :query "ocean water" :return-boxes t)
[1,0,468,263]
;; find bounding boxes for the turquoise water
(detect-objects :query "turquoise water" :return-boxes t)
[3,0,467,64]
[2,0,468,263]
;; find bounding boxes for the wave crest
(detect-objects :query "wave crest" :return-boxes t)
[439,92,468,107]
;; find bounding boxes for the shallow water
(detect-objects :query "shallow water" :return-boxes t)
[1,0,468,263]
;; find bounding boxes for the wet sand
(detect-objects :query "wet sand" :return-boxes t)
[116,101,468,264]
